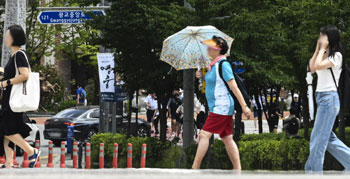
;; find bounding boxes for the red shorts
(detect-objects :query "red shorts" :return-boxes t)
[202,112,233,138]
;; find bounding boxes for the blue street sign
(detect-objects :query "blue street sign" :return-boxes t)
[38,10,105,24]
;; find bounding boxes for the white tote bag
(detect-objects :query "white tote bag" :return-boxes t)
[9,50,40,112]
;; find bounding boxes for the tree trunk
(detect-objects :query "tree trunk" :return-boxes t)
[254,92,263,134]
[234,112,242,142]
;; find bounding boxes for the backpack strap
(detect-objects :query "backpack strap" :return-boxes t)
[218,60,235,98]
[329,68,340,95]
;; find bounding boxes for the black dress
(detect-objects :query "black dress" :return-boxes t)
[0,50,31,156]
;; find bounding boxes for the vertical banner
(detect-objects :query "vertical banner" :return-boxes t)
[97,53,115,101]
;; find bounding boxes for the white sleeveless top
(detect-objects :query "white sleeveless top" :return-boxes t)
[316,52,342,92]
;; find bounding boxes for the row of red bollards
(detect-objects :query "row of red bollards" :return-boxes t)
[0,140,147,169]
[96,143,146,169]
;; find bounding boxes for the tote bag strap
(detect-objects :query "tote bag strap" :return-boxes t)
[14,50,31,76]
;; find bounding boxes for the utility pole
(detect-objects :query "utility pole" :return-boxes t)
[183,69,195,148]
[98,0,116,133]
[1,0,26,67]
[182,0,195,148]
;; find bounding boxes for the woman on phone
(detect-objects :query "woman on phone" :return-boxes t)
[192,36,252,170]
[306,25,350,171]
[0,25,40,168]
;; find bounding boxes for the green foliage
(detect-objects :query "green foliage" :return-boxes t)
[239,139,309,170]
[57,100,76,112]
[90,133,181,168]
[33,65,64,112]
[91,132,310,170]
[240,132,285,141]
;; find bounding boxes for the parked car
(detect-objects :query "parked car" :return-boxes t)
[44,106,151,146]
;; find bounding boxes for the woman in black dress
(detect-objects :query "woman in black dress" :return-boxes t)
[0,25,40,168]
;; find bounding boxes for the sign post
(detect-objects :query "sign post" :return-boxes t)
[37,10,105,24]
[97,53,116,133]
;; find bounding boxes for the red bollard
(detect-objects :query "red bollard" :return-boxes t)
[22,151,29,168]
[85,142,91,169]
[0,155,5,164]
[47,141,54,168]
[99,143,104,169]
[140,144,147,168]
[127,143,132,168]
[13,145,18,165]
[113,143,118,168]
[22,140,29,168]
[73,142,78,168]
[60,141,66,168]
[34,140,41,168]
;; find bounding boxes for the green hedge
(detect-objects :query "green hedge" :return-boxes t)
[90,133,182,168]
[90,132,310,170]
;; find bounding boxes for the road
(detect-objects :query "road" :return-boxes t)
[0,168,349,179]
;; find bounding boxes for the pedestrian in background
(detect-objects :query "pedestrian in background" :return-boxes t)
[76,85,87,106]
[252,95,264,131]
[268,102,281,133]
[167,89,181,139]
[144,92,157,133]
[0,25,40,168]
[306,25,350,172]
[192,36,252,170]
[290,93,301,118]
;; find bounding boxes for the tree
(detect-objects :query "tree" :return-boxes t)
[82,0,193,140]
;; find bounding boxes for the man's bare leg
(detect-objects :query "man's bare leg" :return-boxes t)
[192,130,212,169]
[222,135,241,170]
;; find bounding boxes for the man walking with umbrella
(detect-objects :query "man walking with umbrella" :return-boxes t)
[192,36,252,170]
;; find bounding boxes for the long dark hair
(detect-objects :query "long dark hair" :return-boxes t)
[320,25,343,58]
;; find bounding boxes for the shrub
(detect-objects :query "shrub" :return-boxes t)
[90,133,180,168]
[91,132,310,170]
[57,100,77,112]
[240,132,285,141]
[239,139,309,170]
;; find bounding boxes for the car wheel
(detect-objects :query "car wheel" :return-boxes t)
[16,146,24,156]
[86,129,98,141]
[35,132,40,143]
[53,140,62,147]
[137,125,149,137]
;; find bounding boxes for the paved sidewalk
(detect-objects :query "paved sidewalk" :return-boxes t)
[0,168,349,179]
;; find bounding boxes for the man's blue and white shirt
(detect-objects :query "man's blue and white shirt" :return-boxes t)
[204,58,235,116]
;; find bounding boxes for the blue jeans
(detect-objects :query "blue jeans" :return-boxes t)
[305,91,350,171]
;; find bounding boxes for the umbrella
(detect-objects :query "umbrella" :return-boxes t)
[306,71,314,120]
[160,25,234,70]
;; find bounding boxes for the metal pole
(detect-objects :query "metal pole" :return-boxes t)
[98,0,115,133]
[183,69,194,148]
[1,0,26,67]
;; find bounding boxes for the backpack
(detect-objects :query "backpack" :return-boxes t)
[218,60,251,112]
[330,58,350,115]
[79,89,86,101]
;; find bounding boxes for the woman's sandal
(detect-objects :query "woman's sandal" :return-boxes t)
[28,148,41,168]
[1,164,17,169]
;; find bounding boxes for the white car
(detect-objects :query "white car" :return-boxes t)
[23,114,41,146]
[15,114,40,156]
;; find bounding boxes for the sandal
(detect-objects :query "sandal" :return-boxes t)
[28,148,41,168]
[1,164,17,169]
